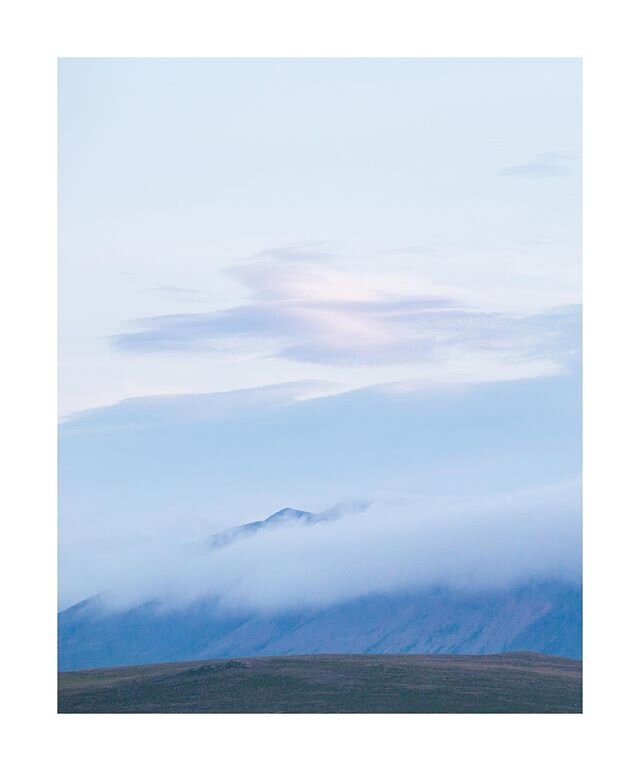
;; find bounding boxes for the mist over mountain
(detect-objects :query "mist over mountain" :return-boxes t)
[59,481,580,616]
[59,371,580,606]
[58,370,581,669]
[204,502,368,550]
[59,484,581,671]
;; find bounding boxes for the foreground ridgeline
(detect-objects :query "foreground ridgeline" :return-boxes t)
[58,652,582,714]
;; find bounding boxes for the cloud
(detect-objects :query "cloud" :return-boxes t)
[134,284,209,303]
[60,379,342,431]
[112,251,580,375]
[248,242,335,263]
[64,482,581,614]
[499,152,577,178]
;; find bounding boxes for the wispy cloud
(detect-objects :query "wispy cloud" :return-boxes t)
[499,152,577,178]
[248,241,335,263]
[132,284,210,303]
[112,251,580,376]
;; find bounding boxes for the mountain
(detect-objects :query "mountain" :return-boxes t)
[204,503,364,549]
[58,501,582,671]
[59,583,581,672]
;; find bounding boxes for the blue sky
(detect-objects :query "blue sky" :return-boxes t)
[59,58,580,415]
[58,59,581,610]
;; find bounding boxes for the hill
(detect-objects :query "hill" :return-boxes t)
[58,652,582,713]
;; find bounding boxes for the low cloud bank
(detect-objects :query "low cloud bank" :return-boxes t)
[60,480,581,614]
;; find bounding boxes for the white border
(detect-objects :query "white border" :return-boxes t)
[2,1,639,769]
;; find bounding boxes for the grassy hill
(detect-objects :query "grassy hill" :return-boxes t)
[58,652,581,713]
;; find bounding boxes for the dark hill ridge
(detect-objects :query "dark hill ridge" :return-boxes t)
[58,652,582,713]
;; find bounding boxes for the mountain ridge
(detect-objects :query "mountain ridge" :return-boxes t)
[58,501,581,671]
[58,579,581,671]
[206,501,368,549]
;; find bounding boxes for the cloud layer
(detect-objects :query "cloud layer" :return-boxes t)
[67,483,581,614]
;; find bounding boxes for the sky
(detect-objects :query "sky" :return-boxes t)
[58,59,581,611]
[59,58,580,416]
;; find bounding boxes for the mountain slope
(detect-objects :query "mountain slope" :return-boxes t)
[58,580,581,671]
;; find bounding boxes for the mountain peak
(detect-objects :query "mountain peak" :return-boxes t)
[204,500,371,552]
[266,507,314,523]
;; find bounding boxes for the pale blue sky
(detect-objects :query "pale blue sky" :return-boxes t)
[59,58,580,414]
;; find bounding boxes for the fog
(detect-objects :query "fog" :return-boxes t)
[59,480,581,614]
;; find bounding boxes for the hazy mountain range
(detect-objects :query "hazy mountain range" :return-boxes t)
[58,504,581,671]
[59,367,582,672]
